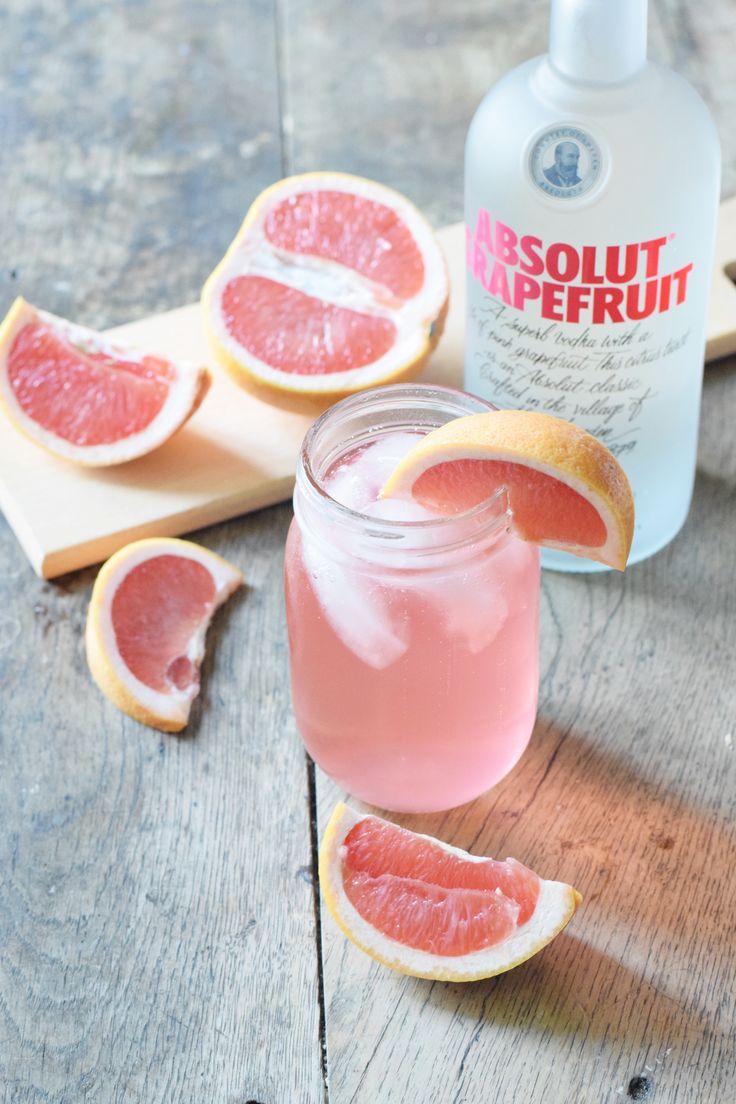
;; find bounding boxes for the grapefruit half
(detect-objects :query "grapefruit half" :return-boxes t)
[380,409,635,570]
[201,172,449,412]
[0,297,210,465]
[319,803,581,982]
[86,537,243,732]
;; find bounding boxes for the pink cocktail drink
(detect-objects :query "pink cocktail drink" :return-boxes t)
[285,385,540,813]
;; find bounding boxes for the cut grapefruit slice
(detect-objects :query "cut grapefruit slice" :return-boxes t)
[380,408,635,570]
[0,298,210,465]
[319,803,581,982]
[201,172,449,411]
[86,537,242,732]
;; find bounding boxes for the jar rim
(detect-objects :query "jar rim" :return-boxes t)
[296,383,511,550]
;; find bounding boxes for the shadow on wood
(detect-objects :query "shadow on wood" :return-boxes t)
[360,708,732,1043]
[419,931,712,1050]
[74,426,266,494]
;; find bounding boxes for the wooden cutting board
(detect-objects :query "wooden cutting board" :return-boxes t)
[3,202,736,579]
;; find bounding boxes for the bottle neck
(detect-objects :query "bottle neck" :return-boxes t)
[549,0,648,86]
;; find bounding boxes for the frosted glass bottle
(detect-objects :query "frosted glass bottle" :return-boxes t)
[464,0,720,570]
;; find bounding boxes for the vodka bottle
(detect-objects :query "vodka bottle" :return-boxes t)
[464,0,720,570]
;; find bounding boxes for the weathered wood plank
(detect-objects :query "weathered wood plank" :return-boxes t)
[0,507,327,1103]
[0,1,325,1101]
[278,0,549,226]
[0,0,284,327]
[650,0,736,199]
[281,1,736,1100]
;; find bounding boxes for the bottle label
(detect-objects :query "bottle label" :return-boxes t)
[465,211,697,461]
[529,125,601,199]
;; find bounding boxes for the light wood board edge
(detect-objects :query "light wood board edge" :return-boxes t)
[36,475,296,579]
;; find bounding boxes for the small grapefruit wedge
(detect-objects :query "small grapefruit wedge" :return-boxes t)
[201,172,449,412]
[380,408,635,569]
[86,537,242,732]
[0,298,210,465]
[319,803,581,982]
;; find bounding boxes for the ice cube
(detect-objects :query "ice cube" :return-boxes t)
[302,536,409,669]
[437,570,509,654]
[325,430,426,513]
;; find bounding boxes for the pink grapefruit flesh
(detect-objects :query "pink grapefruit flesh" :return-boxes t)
[201,172,449,411]
[111,554,217,695]
[221,276,397,375]
[0,298,210,465]
[320,803,582,981]
[412,458,609,547]
[8,320,173,446]
[380,409,635,569]
[341,817,540,956]
[86,537,243,733]
[263,190,426,299]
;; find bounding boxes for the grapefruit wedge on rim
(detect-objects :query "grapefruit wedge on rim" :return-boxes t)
[0,297,210,466]
[86,537,243,732]
[201,172,449,412]
[380,408,635,570]
[319,803,581,982]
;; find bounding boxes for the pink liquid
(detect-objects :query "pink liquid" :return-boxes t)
[285,430,540,812]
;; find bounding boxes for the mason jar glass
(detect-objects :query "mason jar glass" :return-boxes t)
[284,384,540,813]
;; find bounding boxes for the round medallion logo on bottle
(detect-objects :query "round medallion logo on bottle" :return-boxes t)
[529,125,601,199]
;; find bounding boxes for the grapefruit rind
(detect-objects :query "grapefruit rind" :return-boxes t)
[0,297,210,466]
[85,537,243,732]
[380,409,635,570]
[201,172,449,412]
[319,802,581,982]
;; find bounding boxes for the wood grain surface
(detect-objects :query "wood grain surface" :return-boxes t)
[2,2,735,1103]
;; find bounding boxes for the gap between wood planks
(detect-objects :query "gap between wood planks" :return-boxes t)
[272,5,328,1095]
[273,0,293,177]
[273,3,328,1094]
[308,754,331,1102]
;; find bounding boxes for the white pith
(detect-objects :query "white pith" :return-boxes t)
[321,804,579,982]
[0,301,205,465]
[205,173,449,392]
[383,443,623,565]
[95,540,242,725]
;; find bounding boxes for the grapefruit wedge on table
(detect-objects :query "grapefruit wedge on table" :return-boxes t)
[86,538,242,732]
[0,297,209,465]
[320,803,581,982]
[201,172,449,411]
[381,408,635,570]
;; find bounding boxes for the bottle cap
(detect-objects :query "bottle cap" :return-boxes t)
[549,0,648,85]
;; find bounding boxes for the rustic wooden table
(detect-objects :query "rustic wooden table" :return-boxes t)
[1,2,735,1102]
